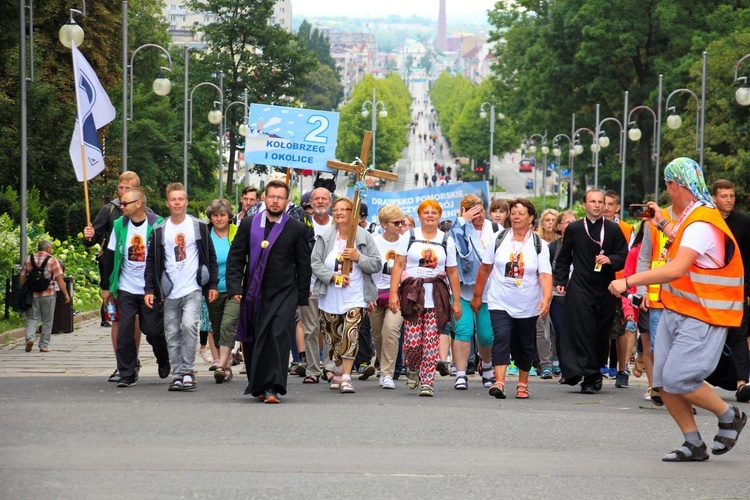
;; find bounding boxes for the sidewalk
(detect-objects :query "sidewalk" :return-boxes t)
[0,317,161,378]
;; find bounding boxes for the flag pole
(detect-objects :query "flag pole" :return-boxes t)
[71,44,91,226]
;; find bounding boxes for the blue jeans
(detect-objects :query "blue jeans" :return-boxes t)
[649,308,663,352]
[164,290,202,378]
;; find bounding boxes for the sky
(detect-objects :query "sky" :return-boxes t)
[293,0,498,23]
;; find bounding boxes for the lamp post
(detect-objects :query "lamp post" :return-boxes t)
[626,75,663,200]
[527,133,547,199]
[221,97,251,199]
[123,43,173,172]
[552,133,573,209]
[572,126,596,195]
[733,51,750,106]
[665,52,707,167]
[186,78,223,195]
[593,93,629,218]
[480,101,502,184]
[361,88,387,169]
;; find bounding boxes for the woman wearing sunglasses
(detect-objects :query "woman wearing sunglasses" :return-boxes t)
[369,204,406,390]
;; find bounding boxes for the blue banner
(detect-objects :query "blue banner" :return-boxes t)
[347,181,491,225]
[244,104,340,172]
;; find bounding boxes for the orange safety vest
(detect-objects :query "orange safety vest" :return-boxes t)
[660,206,744,327]
[646,208,672,308]
[614,220,634,280]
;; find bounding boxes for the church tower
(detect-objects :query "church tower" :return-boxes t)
[437,0,447,51]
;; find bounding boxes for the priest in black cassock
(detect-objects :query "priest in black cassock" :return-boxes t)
[226,180,312,404]
[553,189,628,394]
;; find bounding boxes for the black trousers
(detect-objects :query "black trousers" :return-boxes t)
[354,314,374,366]
[116,290,169,379]
[490,310,538,372]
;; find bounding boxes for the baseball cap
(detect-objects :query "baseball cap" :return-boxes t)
[359,203,368,218]
[300,191,312,208]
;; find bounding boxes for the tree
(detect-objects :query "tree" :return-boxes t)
[302,65,342,111]
[185,0,317,199]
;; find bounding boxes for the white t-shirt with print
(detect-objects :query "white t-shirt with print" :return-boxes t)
[318,235,367,315]
[397,228,457,309]
[372,233,404,291]
[482,230,551,318]
[107,220,148,295]
[163,217,200,299]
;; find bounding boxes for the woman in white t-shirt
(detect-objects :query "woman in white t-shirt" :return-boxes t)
[471,198,553,400]
[369,204,406,390]
[311,197,381,394]
[389,200,462,397]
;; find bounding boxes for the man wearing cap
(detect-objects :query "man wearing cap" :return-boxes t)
[609,157,746,462]
[300,191,313,216]
[359,203,377,234]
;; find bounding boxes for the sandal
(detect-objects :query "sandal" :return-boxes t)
[168,377,183,391]
[303,375,320,384]
[214,367,228,384]
[330,373,342,390]
[488,380,506,399]
[712,406,747,456]
[339,379,355,394]
[182,373,197,391]
[649,387,664,407]
[322,370,334,382]
[662,441,709,462]
[632,354,644,378]
[516,382,530,399]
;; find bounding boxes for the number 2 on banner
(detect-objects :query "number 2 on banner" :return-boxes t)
[305,115,329,143]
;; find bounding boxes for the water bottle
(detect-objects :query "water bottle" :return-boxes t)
[106,300,116,322]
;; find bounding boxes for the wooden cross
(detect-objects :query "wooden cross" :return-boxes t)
[326,131,398,276]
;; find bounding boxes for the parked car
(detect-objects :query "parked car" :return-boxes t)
[519,159,534,172]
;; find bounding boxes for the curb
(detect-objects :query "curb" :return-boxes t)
[0,309,100,346]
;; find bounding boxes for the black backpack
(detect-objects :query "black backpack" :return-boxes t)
[27,255,52,292]
[407,228,449,253]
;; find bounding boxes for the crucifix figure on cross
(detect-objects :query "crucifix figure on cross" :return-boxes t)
[326,131,398,276]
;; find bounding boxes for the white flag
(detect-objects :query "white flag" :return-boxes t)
[69,44,116,181]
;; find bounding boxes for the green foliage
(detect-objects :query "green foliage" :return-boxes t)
[336,74,411,170]
[302,65,343,111]
[45,200,69,242]
[67,203,88,240]
[0,196,12,218]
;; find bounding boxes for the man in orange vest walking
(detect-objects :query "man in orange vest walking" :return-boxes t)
[609,157,746,462]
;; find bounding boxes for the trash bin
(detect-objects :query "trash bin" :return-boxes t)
[52,277,74,334]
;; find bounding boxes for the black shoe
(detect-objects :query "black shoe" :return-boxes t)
[594,376,603,391]
[564,375,581,386]
[580,384,596,394]
[436,360,450,377]
[158,361,171,379]
[100,321,112,328]
[116,377,136,388]
[615,371,629,388]
[466,361,476,375]
[737,384,750,403]
[108,369,121,383]
[358,364,376,381]
[264,389,280,404]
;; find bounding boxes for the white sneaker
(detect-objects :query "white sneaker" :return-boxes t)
[198,348,213,364]
[382,376,395,390]
[378,375,384,386]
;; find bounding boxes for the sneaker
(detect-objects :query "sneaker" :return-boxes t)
[358,364,376,381]
[116,378,136,388]
[466,361,476,375]
[449,363,457,376]
[198,348,213,364]
[264,389,281,404]
[436,360,450,377]
[600,366,609,377]
[615,371,629,388]
[378,375,384,386]
[295,361,308,377]
[540,367,553,380]
[406,369,420,391]
[507,363,519,376]
[39,347,50,352]
[100,321,112,328]
[454,375,468,390]
[25,340,34,352]
[288,361,299,374]
[108,369,121,383]
[552,365,562,377]
[419,384,434,397]
[529,366,538,377]
[607,367,618,379]
[158,361,171,379]
[382,376,395,390]
[643,391,652,401]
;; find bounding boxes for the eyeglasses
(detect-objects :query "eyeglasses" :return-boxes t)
[389,220,405,227]
[332,208,352,214]
[120,200,139,207]
[266,195,287,201]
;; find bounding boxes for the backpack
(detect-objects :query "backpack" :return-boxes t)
[27,255,52,292]
[407,228,449,253]
[494,228,542,255]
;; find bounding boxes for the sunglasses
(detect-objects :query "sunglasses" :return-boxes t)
[390,220,405,227]
[120,200,139,207]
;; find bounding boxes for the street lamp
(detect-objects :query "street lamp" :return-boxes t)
[123,43,173,172]
[527,133,546,199]
[186,76,223,195]
[572,127,596,195]
[552,133,573,209]
[627,75,663,200]
[733,52,750,106]
[361,88,387,169]
[221,98,252,199]
[593,93,629,218]
[479,101,502,184]
[665,52,706,167]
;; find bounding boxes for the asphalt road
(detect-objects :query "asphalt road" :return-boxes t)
[2,318,750,499]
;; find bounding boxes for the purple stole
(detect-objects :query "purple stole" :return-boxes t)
[235,211,289,343]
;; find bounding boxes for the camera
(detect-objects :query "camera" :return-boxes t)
[627,293,643,308]
[628,204,655,219]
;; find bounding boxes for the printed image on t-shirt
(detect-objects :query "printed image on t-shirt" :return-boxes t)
[504,252,525,279]
[382,249,397,275]
[334,254,344,273]
[418,247,438,269]
[127,235,146,262]
[174,233,187,261]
